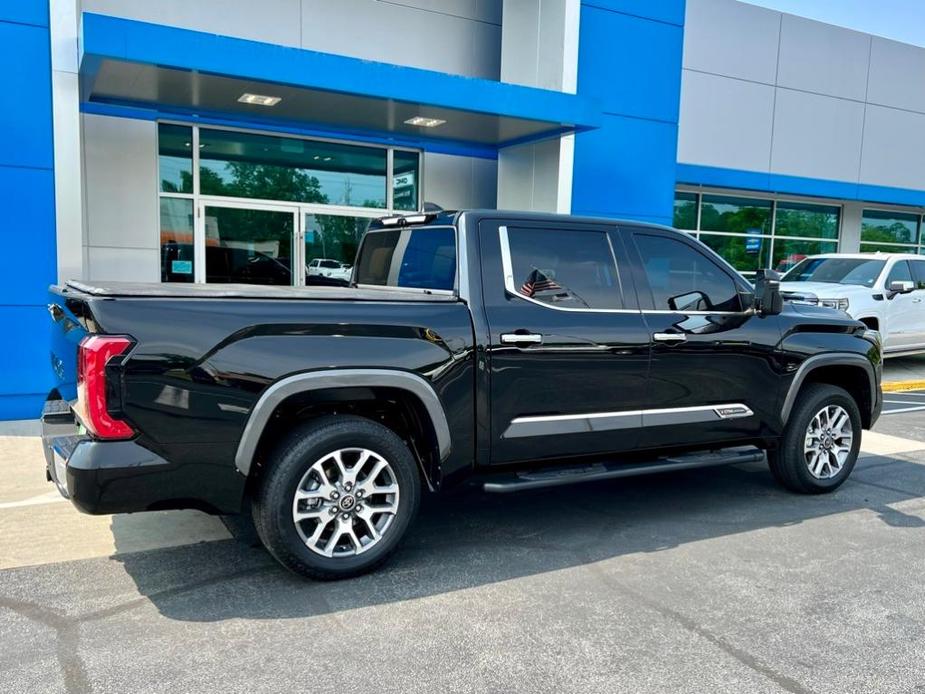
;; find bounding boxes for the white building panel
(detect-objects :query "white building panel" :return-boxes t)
[683,0,781,84]
[677,69,774,173]
[859,105,925,191]
[770,88,864,183]
[87,246,159,283]
[776,14,871,102]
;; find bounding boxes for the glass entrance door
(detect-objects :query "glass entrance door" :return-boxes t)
[202,204,298,285]
[303,213,375,287]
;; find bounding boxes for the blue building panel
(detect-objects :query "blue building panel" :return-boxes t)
[0,21,54,169]
[572,115,678,226]
[0,0,49,28]
[582,0,685,26]
[0,5,56,420]
[578,5,683,122]
[572,1,685,225]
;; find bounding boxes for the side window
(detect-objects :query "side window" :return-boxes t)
[634,233,742,312]
[911,260,925,290]
[887,261,913,287]
[504,227,623,310]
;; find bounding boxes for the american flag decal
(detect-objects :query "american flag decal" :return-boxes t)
[520,269,562,297]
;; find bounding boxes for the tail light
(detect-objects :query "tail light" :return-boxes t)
[75,335,135,440]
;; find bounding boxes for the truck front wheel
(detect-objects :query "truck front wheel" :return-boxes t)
[768,384,861,494]
[252,415,421,580]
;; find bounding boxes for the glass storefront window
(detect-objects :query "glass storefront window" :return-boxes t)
[700,195,772,235]
[699,233,770,274]
[673,192,697,230]
[392,151,420,211]
[204,206,295,285]
[772,238,838,273]
[862,209,920,246]
[775,202,840,240]
[304,214,373,286]
[158,124,193,194]
[160,198,195,282]
[199,129,388,208]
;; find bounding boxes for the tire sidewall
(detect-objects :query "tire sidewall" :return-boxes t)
[785,386,862,492]
[262,418,420,576]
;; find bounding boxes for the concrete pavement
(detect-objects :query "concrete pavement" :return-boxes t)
[1,412,925,692]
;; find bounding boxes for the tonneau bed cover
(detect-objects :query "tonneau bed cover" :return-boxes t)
[57,281,457,302]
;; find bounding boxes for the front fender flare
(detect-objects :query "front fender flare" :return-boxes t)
[781,353,878,425]
[234,369,452,476]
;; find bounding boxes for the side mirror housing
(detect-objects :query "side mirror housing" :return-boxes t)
[754,269,783,316]
[889,279,914,296]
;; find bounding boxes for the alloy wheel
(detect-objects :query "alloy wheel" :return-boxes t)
[291,448,400,557]
[803,404,853,480]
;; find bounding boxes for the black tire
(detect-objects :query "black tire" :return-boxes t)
[768,383,861,494]
[252,415,421,580]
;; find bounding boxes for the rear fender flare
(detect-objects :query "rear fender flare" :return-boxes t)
[234,369,451,477]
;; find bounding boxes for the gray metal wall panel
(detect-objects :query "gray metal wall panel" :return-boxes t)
[81,0,302,47]
[82,114,158,255]
[682,0,780,84]
[859,105,925,191]
[867,37,925,114]
[423,153,498,210]
[776,14,871,101]
[300,0,501,78]
[770,88,865,182]
[677,70,774,173]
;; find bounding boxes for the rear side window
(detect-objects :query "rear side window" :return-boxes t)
[635,233,741,312]
[354,226,456,290]
[503,227,623,310]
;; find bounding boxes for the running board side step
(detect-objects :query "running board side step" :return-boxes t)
[482,446,765,494]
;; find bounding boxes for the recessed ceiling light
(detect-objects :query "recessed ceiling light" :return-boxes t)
[313,155,320,160]
[323,156,332,161]
[238,93,282,106]
[404,116,446,128]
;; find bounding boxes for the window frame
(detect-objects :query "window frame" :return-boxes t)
[626,227,753,315]
[498,224,631,314]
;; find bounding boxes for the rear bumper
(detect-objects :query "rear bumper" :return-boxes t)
[42,400,173,515]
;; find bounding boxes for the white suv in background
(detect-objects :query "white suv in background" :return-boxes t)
[780,253,925,357]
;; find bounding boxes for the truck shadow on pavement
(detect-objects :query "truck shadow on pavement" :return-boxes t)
[110,453,925,622]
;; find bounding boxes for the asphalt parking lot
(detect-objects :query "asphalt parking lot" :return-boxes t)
[2,408,925,693]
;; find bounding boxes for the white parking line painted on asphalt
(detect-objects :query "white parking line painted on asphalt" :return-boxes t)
[0,491,67,510]
[881,405,925,415]
[860,430,925,455]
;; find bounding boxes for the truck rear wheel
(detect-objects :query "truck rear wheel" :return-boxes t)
[768,383,861,494]
[252,415,421,580]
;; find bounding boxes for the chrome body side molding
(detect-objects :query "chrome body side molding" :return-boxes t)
[235,369,452,475]
[502,403,754,439]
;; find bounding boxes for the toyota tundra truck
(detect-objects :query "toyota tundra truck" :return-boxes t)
[43,210,882,580]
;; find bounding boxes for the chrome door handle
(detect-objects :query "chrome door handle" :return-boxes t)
[653,332,687,343]
[501,332,543,345]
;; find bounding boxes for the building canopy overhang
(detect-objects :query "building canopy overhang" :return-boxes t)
[78,13,601,152]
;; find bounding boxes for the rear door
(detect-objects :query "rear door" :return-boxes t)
[623,226,783,451]
[478,218,651,464]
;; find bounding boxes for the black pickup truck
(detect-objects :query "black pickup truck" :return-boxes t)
[43,210,882,579]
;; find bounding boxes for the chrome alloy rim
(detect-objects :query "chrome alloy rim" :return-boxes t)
[804,405,853,480]
[292,448,400,557]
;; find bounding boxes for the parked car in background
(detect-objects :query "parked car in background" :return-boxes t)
[781,252,925,356]
[308,258,352,282]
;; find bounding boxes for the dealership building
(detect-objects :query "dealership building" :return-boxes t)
[5,0,925,419]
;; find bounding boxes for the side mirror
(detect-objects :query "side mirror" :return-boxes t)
[668,290,709,311]
[754,269,783,316]
[889,280,914,296]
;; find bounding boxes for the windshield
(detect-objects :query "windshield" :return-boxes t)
[782,257,886,287]
[354,225,456,291]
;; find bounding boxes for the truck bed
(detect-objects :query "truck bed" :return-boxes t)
[59,280,457,302]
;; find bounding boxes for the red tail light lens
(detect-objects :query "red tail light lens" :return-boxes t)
[76,335,134,440]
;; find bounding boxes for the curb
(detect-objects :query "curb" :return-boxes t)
[882,380,925,393]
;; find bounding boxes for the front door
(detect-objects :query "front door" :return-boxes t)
[479,219,651,465]
[201,203,299,285]
[623,226,783,452]
[883,260,925,352]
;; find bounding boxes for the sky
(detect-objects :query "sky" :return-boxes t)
[744,0,925,47]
